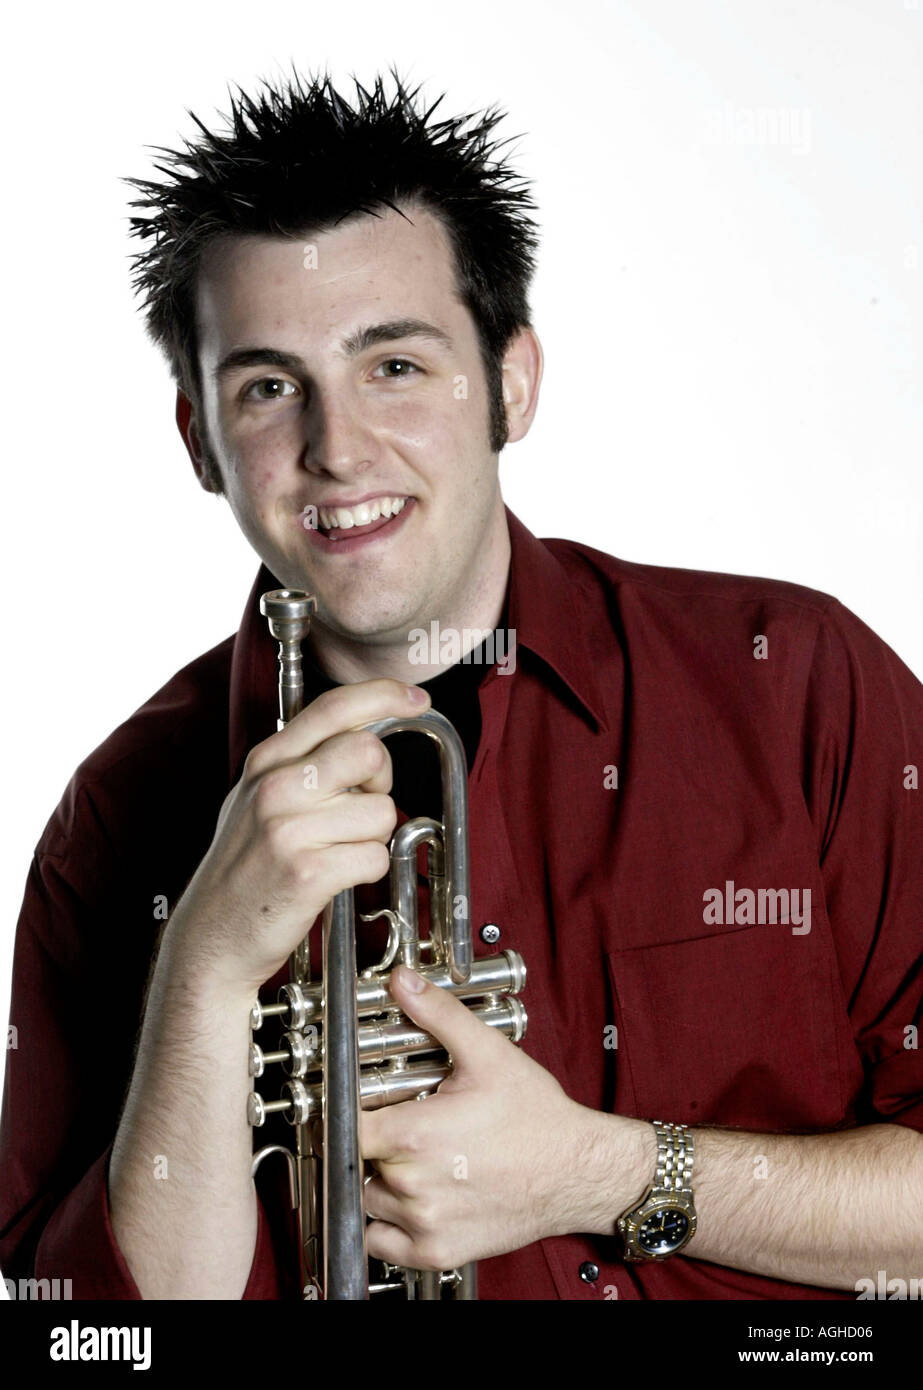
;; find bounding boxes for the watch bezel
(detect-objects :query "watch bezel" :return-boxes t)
[618,1192,698,1260]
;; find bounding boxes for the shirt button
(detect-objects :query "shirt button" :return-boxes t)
[479,923,501,945]
[579,1261,599,1283]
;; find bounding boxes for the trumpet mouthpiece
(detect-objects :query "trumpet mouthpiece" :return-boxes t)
[260,589,317,729]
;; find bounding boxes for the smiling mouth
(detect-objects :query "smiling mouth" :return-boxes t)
[317,496,409,532]
[304,495,414,546]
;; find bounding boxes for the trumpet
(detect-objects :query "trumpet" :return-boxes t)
[248,589,528,1300]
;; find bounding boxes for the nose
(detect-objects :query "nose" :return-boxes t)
[301,387,378,482]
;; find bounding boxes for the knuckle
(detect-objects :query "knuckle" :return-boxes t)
[314,684,348,718]
[362,842,392,881]
[355,729,387,771]
[367,677,406,701]
[369,793,398,836]
[414,1235,448,1269]
[347,843,387,887]
[410,1197,439,1235]
[243,743,270,782]
[252,767,286,817]
[265,815,298,861]
[395,1126,425,1159]
[328,684,367,726]
[384,1166,418,1200]
[293,849,319,887]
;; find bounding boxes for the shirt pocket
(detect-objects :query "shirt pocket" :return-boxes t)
[605,919,851,1130]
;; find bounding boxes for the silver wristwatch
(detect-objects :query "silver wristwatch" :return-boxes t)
[617,1119,697,1261]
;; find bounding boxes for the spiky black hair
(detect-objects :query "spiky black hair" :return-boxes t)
[123,65,540,488]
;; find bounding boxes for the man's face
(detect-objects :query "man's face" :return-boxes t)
[191,206,513,648]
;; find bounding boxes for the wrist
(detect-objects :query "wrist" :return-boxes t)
[572,1109,659,1238]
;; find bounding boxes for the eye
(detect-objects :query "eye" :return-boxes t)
[372,358,421,379]
[243,377,299,401]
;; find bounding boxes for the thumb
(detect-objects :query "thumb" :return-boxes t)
[388,964,504,1073]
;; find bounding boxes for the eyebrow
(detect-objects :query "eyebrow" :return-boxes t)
[212,318,455,383]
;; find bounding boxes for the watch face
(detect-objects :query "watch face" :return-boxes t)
[638,1208,690,1255]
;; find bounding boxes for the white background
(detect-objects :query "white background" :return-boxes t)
[1,0,920,1297]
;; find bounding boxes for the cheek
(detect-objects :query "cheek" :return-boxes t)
[390,397,478,462]
[252,466,279,494]
[381,380,475,438]
[227,436,286,494]
[221,407,296,478]
[225,464,278,523]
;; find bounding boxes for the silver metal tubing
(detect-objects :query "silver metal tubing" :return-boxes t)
[271,1059,455,1125]
[280,996,528,1076]
[271,950,527,1028]
[321,890,367,1300]
[251,588,527,1302]
[365,711,472,984]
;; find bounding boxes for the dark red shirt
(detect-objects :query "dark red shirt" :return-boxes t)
[2,508,921,1299]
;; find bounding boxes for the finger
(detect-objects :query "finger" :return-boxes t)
[363,1175,417,1231]
[249,737,395,825]
[310,728,394,796]
[386,965,508,1075]
[304,789,398,847]
[246,680,431,774]
[365,1220,422,1270]
[298,838,393,902]
[361,1096,438,1164]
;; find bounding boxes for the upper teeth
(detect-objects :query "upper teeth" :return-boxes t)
[318,496,408,530]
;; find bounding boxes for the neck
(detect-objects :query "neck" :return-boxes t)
[306,508,512,685]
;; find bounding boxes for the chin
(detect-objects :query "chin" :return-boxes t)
[317,600,416,643]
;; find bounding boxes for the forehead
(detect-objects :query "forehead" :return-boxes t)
[195,205,464,353]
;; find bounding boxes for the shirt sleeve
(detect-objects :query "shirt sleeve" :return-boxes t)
[0,814,292,1299]
[26,1144,286,1300]
[798,597,923,1132]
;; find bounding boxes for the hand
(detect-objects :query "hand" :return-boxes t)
[166,681,431,991]
[361,964,596,1272]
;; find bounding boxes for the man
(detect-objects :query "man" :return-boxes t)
[1,69,920,1302]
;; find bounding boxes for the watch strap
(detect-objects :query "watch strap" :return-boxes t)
[652,1118,694,1195]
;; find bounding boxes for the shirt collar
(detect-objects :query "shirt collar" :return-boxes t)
[502,506,610,732]
[228,505,610,782]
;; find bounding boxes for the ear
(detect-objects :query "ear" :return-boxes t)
[501,326,544,445]
[175,389,221,494]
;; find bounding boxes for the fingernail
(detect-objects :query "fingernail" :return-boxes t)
[407,685,428,704]
[399,966,426,993]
